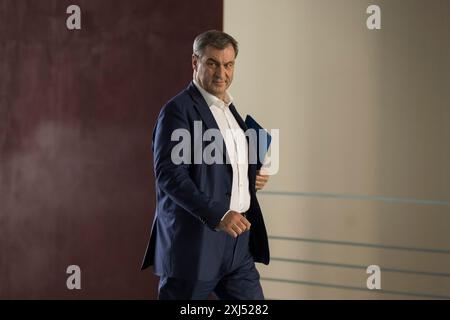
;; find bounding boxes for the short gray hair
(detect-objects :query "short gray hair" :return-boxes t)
[193,30,239,58]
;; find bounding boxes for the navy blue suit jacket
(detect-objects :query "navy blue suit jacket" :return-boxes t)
[141,82,270,281]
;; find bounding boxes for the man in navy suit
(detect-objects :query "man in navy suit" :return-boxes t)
[141,30,270,300]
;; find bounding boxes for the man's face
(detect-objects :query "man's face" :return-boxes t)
[192,44,236,100]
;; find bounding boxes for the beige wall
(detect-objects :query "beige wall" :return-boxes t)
[225,0,450,299]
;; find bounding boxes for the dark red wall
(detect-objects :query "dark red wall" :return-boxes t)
[0,0,222,299]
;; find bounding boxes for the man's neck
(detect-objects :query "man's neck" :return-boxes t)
[193,79,231,106]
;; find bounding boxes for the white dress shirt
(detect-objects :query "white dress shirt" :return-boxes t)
[193,80,251,217]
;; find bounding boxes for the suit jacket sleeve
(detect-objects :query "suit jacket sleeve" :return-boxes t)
[152,101,229,230]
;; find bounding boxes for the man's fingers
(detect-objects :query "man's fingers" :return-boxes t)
[256,175,269,182]
[241,216,251,230]
[234,221,247,232]
[231,223,244,235]
[256,174,269,191]
[227,228,238,238]
[219,211,252,237]
[256,181,265,190]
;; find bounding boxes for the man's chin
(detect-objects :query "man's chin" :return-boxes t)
[212,85,227,94]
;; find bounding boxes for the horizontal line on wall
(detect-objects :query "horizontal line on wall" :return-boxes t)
[259,190,450,206]
[271,257,450,278]
[260,277,450,300]
[269,235,450,255]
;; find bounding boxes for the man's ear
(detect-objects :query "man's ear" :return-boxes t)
[192,54,198,72]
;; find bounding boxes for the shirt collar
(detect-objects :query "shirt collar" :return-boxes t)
[193,79,233,109]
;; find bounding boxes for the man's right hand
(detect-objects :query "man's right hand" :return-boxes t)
[216,211,251,238]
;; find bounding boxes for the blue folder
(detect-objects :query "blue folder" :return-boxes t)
[245,115,271,170]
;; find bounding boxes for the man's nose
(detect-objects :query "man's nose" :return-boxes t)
[215,65,226,79]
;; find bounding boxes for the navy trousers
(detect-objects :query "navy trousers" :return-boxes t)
[157,233,264,300]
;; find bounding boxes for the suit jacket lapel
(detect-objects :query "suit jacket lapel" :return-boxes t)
[229,103,248,132]
[188,82,220,131]
[187,82,256,185]
[230,104,257,189]
[187,82,229,162]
